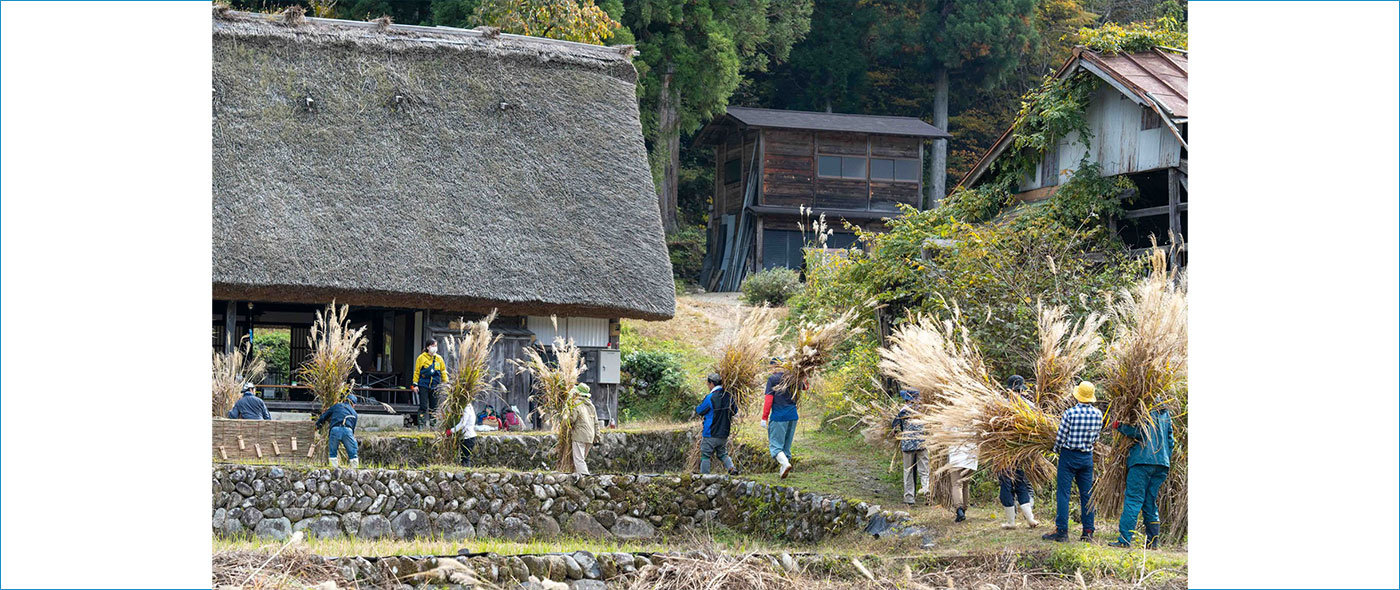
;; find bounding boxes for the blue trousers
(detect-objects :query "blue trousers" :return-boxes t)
[767,420,797,460]
[1055,449,1095,533]
[999,468,1032,507]
[328,426,359,459]
[1118,464,1168,544]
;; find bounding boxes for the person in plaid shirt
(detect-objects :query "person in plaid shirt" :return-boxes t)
[1044,381,1104,543]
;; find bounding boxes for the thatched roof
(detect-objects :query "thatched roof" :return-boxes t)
[213,11,675,320]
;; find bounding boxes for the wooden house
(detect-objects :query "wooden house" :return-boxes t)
[694,107,950,290]
[212,12,675,424]
[959,47,1188,260]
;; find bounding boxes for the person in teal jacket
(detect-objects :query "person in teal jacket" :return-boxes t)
[1108,405,1174,548]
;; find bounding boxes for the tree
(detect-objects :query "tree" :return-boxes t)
[623,0,813,234]
[474,0,621,44]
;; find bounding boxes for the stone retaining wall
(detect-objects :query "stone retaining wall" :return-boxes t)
[213,465,907,544]
[359,428,778,473]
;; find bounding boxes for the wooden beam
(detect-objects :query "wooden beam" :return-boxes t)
[1168,167,1182,244]
[225,300,237,351]
[1121,205,1172,219]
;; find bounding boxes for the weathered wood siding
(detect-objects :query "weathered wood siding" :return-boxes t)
[762,129,816,208]
[759,131,922,211]
[1019,85,1182,192]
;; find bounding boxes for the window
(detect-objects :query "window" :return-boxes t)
[870,158,920,182]
[1141,106,1161,130]
[723,158,741,183]
[818,155,866,179]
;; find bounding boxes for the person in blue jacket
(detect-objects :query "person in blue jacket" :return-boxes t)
[315,394,360,468]
[1108,403,1174,549]
[695,373,739,475]
[227,382,271,420]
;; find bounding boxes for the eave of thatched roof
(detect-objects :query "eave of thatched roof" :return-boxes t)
[213,11,675,320]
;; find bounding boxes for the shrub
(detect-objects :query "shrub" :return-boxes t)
[620,349,697,420]
[740,267,802,306]
[667,225,706,280]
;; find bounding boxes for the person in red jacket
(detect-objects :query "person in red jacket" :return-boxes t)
[761,357,802,478]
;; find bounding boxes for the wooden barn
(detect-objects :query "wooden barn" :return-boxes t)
[212,12,675,425]
[694,107,950,290]
[959,47,1188,260]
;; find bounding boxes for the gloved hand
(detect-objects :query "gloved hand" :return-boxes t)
[445,427,453,437]
[1111,421,1121,429]
[760,419,768,428]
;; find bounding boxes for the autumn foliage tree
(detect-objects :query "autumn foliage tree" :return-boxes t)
[475,0,620,44]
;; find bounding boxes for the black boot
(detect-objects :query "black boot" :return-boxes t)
[955,507,966,522]
[1042,529,1069,542]
[1080,529,1095,543]
[1145,523,1161,549]
[729,468,740,476]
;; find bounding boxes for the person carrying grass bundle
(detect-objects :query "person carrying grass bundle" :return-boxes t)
[412,339,446,430]
[999,375,1038,529]
[892,388,929,506]
[695,373,740,475]
[1108,403,1174,549]
[315,394,360,468]
[947,441,979,523]
[761,357,802,478]
[1044,381,1103,543]
[227,382,271,420]
[445,399,479,467]
[571,384,601,475]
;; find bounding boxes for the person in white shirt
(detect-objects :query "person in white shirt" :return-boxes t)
[446,401,478,467]
[948,442,979,523]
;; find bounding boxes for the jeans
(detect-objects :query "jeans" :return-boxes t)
[1055,449,1095,533]
[901,449,929,504]
[999,468,1032,507]
[328,426,358,460]
[459,436,477,467]
[1118,463,1169,543]
[700,437,735,474]
[767,420,797,460]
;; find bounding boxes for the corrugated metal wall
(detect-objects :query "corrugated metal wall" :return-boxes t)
[1021,85,1181,191]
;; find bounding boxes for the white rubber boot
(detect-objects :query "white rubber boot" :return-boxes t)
[1019,501,1039,528]
[1001,506,1018,529]
[776,452,792,479]
[350,458,360,469]
[329,455,339,468]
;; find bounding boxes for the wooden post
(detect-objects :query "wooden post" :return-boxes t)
[224,300,237,351]
[1168,167,1182,262]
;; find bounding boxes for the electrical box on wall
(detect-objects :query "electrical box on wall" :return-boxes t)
[596,349,620,384]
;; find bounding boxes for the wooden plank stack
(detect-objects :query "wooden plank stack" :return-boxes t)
[213,418,321,464]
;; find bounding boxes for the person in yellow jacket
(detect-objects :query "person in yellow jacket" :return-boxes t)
[412,338,446,430]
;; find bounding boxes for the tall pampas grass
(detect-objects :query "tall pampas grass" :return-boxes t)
[300,302,367,412]
[434,310,502,462]
[713,305,782,417]
[776,308,861,403]
[1091,246,1188,539]
[517,324,587,472]
[213,337,266,417]
[878,308,999,407]
[1033,302,1105,411]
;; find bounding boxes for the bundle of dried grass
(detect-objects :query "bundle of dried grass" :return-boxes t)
[877,308,999,407]
[840,387,905,473]
[212,337,266,417]
[299,301,368,412]
[1033,302,1106,411]
[434,310,502,462]
[1160,409,1188,545]
[713,305,782,417]
[516,326,586,472]
[1091,247,1188,537]
[777,308,862,403]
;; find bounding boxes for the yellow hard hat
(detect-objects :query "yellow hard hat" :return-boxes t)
[1074,381,1096,403]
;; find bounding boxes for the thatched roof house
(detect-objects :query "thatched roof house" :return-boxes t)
[213,11,673,422]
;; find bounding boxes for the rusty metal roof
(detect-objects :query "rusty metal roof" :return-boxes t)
[957,47,1188,188]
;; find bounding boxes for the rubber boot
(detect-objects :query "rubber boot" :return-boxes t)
[350,457,359,469]
[1000,506,1018,529]
[1019,501,1039,528]
[954,507,966,523]
[777,452,792,479]
[1145,522,1161,549]
[329,455,339,468]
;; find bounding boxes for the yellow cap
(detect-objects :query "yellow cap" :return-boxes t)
[1074,381,1096,403]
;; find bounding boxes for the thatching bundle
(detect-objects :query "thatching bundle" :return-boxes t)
[777,308,862,403]
[517,328,587,472]
[434,310,503,462]
[212,337,266,417]
[1032,302,1106,411]
[877,308,998,407]
[713,305,782,417]
[1090,248,1188,539]
[299,302,367,412]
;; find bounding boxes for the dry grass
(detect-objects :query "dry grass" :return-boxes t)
[212,547,349,589]
[877,308,999,408]
[299,302,367,412]
[1091,248,1187,535]
[434,310,503,462]
[516,321,587,472]
[1033,302,1106,412]
[212,337,266,417]
[713,305,783,418]
[777,307,862,404]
